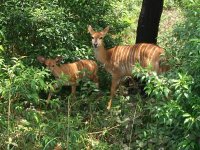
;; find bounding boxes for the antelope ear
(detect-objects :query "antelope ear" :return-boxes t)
[55,56,63,64]
[101,26,109,36]
[88,25,95,35]
[37,56,46,64]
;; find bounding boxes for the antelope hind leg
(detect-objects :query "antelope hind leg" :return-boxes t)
[107,76,120,110]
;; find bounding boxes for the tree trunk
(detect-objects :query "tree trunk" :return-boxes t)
[136,0,163,44]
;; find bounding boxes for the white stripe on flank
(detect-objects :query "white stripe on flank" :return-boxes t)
[124,46,129,73]
[143,44,150,58]
[144,45,151,65]
[118,47,123,66]
[120,47,125,72]
[122,46,127,73]
[125,47,131,73]
[140,45,145,65]
[150,46,157,62]
[149,45,154,56]
[121,46,126,73]
[129,46,133,71]
[117,47,122,66]
[132,45,137,65]
[113,47,118,65]
[138,44,144,63]
[136,44,141,63]
[142,44,150,66]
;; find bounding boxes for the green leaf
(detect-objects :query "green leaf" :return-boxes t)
[0,45,4,51]
[183,113,191,117]
[184,118,191,124]
[164,88,170,97]
[184,93,189,98]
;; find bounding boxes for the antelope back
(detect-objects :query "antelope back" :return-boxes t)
[107,43,165,76]
[75,60,98,79]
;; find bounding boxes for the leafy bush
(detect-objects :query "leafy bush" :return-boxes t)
[130,1,200,149]
[0,0,200,149]
[0,0,129,62]
[0,57,49,149]
[0,57,48,102]
[131,63,199,149]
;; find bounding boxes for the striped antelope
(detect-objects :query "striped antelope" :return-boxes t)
[88,25,169,109]
[37,56,99,103]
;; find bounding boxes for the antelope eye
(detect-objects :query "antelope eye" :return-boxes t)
[99,37,103,39]
[92,37,94,39]
[52,65,55,67]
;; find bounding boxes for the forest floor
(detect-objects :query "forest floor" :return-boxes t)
[160,8,184,36]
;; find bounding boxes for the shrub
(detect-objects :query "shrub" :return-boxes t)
[0,0,129,62]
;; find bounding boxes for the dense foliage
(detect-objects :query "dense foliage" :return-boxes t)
[0,0,128,61]
[0,0,199,149]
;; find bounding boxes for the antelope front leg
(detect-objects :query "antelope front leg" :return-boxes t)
[71,85,76,98]
[107,76,120,110]
[47,92,52,104]
[46,83,59,104]
[93,75,99,88]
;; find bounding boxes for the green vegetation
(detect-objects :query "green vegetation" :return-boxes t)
[0,0,199,149]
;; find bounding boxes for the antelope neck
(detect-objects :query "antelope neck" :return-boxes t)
[52,66,62,78]
[95,45,109,65]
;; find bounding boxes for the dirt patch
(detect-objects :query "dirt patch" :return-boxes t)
[159,8,185,34]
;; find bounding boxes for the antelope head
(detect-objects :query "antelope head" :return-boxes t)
[37,56,63,71]
[88,25,109,49]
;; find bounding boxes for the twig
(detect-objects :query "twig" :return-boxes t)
[7,79,12,150]
[67,96,70,149]
[129,103,138,148]
[88,124,120,135]
[7,96,11,150]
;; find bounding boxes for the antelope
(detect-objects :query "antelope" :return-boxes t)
[88,25,169,109]
[37,56,99,103]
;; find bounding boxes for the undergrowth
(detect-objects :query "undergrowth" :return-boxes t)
[0,0,200,149]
